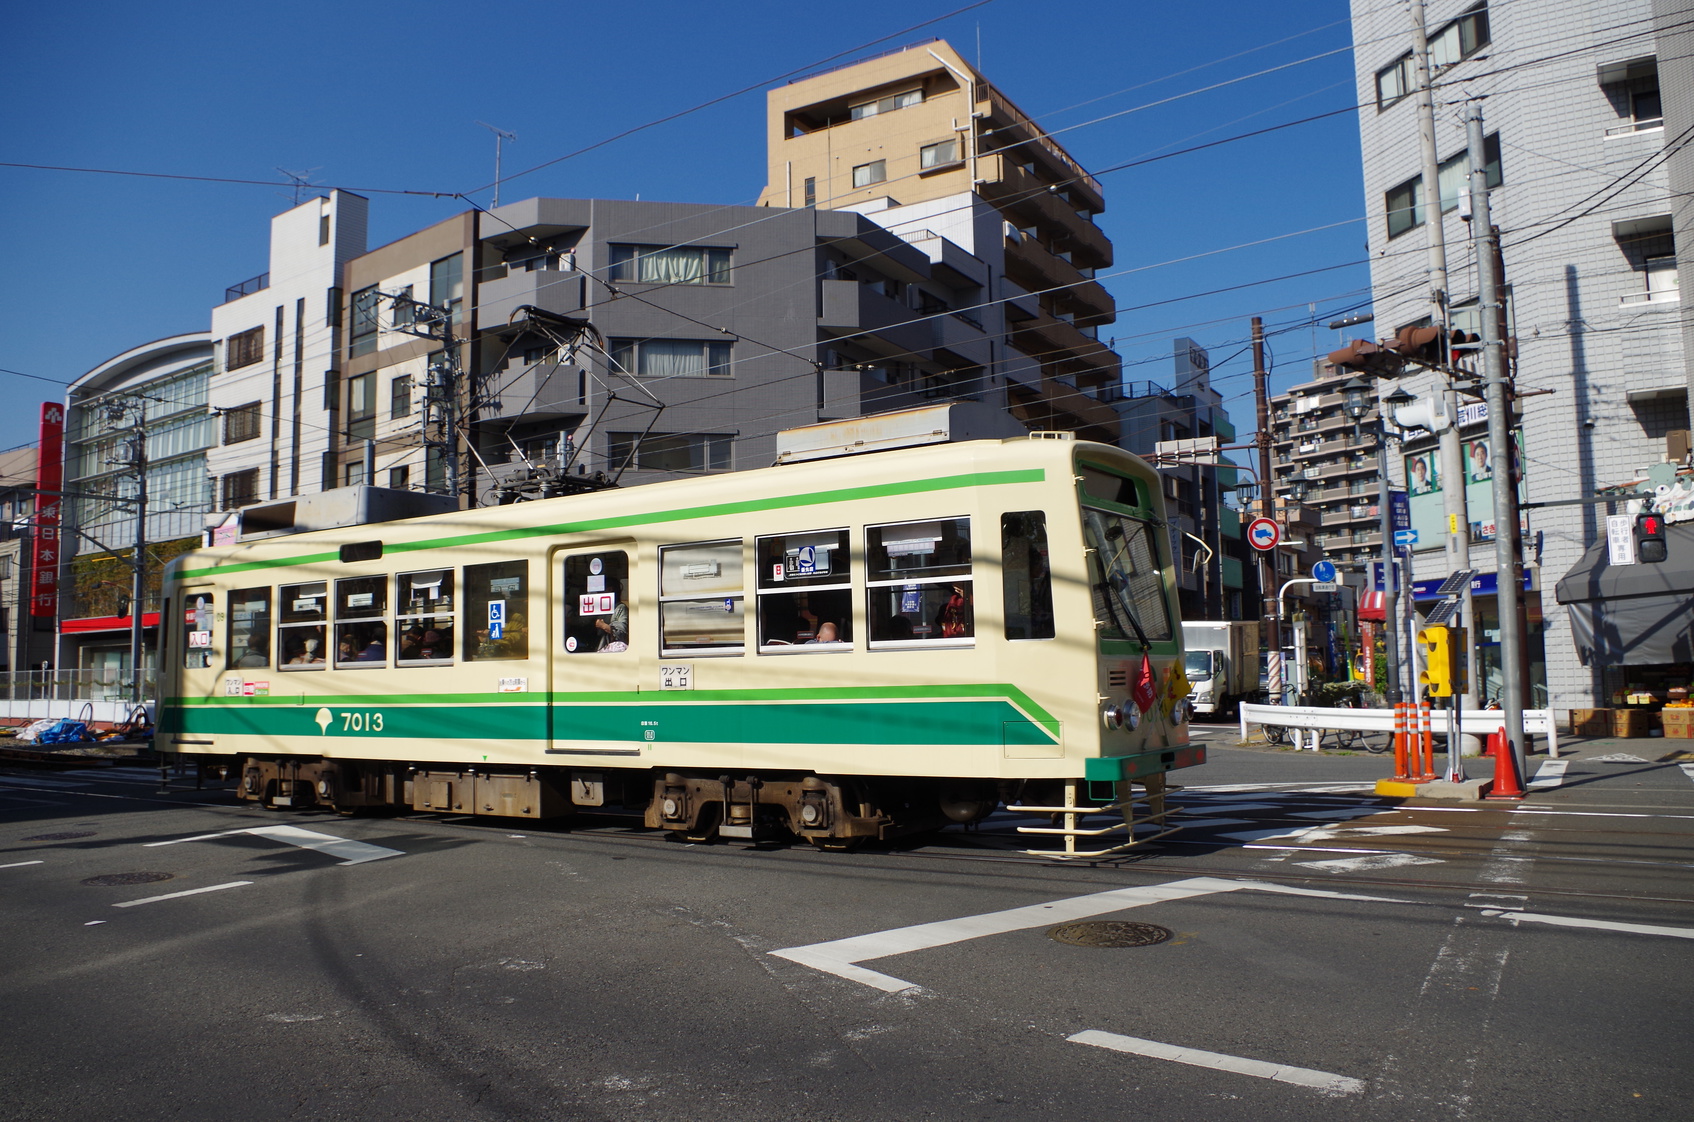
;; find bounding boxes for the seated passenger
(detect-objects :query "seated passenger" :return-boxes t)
[805,622,839,644]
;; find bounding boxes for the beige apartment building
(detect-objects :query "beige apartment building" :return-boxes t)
[758,39,1122,441]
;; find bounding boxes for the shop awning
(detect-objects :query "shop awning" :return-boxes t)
[1357,590,1386,621]
[1554,522,1694,665]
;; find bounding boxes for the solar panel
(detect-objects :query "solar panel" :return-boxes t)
[1423,598,1462,626]
[1435,569,1477,597]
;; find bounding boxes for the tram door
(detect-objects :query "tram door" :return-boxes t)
[549,545,642,752]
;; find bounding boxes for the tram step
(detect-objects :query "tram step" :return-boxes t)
[718,824,755,839]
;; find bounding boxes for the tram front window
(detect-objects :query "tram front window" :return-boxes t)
[1082,509,1173,644]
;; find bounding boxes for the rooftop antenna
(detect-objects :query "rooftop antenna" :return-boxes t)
[476,121,517,207]
[275,167,322,207]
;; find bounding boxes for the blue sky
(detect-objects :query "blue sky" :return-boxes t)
[0,0,1372,454]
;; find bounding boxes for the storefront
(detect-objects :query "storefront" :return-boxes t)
[1555,522,1694,734]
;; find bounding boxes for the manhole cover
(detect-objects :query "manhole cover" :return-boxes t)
[23,831,95,841]
[81,872,174,887]
[1048,921,1172,948]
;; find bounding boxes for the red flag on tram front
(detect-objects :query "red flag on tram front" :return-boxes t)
[1133,653,1158,714]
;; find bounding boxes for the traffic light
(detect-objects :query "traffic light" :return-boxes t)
[1389,324,1443,365]
[1327,338,1404,378]
[1637,512,1668,563]
[1417,625,1468,697]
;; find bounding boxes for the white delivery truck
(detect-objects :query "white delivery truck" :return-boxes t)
[1182,620,1262,718]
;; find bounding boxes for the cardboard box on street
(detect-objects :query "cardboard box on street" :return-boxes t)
[1612,709,1660,738]
[1661,709,1694,739]
[1568,708,1611,736]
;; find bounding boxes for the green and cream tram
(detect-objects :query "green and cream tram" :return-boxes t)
[159,427,1198,854]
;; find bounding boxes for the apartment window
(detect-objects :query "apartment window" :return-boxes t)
[226,326,265,370]
[391,374,413,419]
[350,286,380,358]
[345,462,366,487]
[852,160,887,188]
[1632,87,1663,128]
[803,177,816,207]
[222,468,260,509]
[1375,3,1490,110]
[920,139,959,169]
[392,284,415,329]
[347,372,375,441]
[850,89,923,120]
[607,244,731,285]
[388,465,409,490]
[1386,177,1423,239]
[222,401,262,444]
[318,213,331,246]
[608,338,731,378]
[609,432,732,473]
[430,253,463,327]
[1435,133,1503,212]
[325,286,342,328]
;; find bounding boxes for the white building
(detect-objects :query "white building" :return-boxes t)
[1349,0,1693,707]
[207,190,368,509]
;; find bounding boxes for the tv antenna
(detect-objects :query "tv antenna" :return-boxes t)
[275,167,322,206]
[475,121,517,207]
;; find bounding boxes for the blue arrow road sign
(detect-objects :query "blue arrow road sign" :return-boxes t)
[1394,529,1418,548]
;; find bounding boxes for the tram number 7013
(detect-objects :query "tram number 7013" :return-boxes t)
[338,711,385,733]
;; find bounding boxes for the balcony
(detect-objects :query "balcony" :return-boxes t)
[222,272,269,304]
[1002,232,1114,320]
[477,270,587,332]
[980,87,1105,210]
[477,364,585,423]
[931,310,992,367]
[984,161,1113,270]
[818,280,930,357]
[1012,311,1117,376]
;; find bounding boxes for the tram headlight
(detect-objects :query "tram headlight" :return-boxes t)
[1102,701,1140,731]
[661,796,681,819]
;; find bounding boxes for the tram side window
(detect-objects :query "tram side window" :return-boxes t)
[1002,512,1055,641]
[464,560,528,661]
[227,587,272,668]
[1082,508,1174,644]
[335,576,388,667]
[756,528,851,650]
[396,569,453,665]
[563,551,629,654]
[659,540,744,655]
[183,592,215,669]
[278,582,327,668]
[866,518,972,645]
[1079,465,1142,508]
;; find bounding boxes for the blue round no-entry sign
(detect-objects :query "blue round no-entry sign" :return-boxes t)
[1247,517,1281,551]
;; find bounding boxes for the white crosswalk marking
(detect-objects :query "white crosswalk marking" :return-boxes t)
[1528,760,1567,790]
[1679,763,1694,786]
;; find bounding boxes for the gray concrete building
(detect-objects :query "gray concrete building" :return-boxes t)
[1349,0,1693,708]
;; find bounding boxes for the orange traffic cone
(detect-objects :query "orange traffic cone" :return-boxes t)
[1486,728,1525,800]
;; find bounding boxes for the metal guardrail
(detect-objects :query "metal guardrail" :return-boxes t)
[0,669,157,704]
[1239,702,1560,758]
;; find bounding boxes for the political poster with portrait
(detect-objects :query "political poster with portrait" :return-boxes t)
[1403,430,1525,549]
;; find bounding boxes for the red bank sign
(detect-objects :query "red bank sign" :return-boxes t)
[30,402,65,617]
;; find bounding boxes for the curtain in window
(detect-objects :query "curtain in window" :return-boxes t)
[640,341,705,378]
[638,248,704,285]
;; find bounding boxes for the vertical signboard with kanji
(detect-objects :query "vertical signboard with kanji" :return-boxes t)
[30,402,64,618]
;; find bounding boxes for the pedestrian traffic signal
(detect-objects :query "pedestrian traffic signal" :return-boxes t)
[1637,512,1668,563]
[1417,625,1467,697]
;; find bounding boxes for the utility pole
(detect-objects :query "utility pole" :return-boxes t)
[1251,316,1282,696]
[1466,102,1528,778]
[108,402,149,707]
[1408,0,1479,732]
[390,291,463,502]
[476,122,517,208]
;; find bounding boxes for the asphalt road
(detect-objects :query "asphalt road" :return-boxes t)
[2,731,1691,1121]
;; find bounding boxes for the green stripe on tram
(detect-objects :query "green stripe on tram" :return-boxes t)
[176,469,1045,580]
[159,693,1060,747]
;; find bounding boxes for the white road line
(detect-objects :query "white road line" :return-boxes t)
[1,860,45,869]
[112,880,252,907]
[145,824,401,865]
[1480,909,1694,940]
[1527,760,1567,790]
[770,876,1408,993]
[1680,763,1694,786]
[1296,852,1445,874]
[1069,1029,1365,1096]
